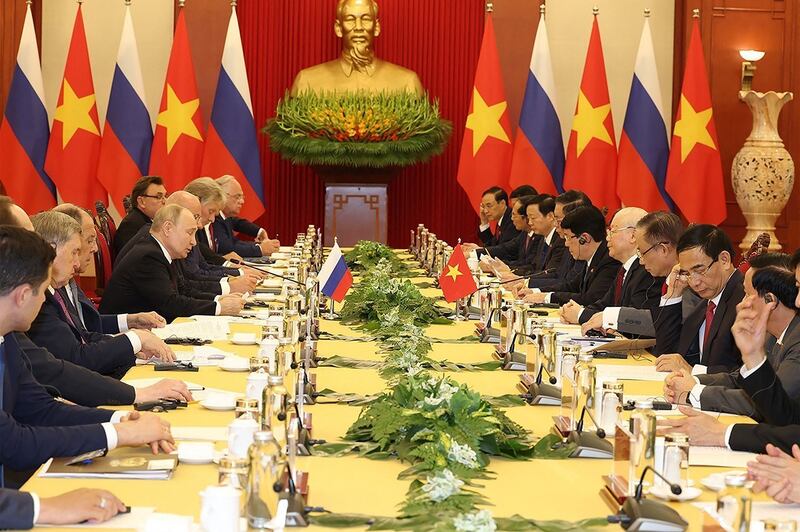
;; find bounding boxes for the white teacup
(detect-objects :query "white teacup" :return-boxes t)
[204,392,236,409]
[199,485,241,532]
[227,415,258,458]
[177,442,214,464]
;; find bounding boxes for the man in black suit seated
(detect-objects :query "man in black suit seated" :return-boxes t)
[100,205,245,322]
[473,195,539,272]
[1,486,126,529]
[27,212,175,378]
[214,175,280,258]
[112,175,166,257]
[0,198,190,406]
[561,207,663,336]
[663,257,800,416]
[519,205,621,306]
[654,224,745,375]
[474,186,520,248]
[0,226,174,487]
[658,262,800,455]
[525,190,591,291]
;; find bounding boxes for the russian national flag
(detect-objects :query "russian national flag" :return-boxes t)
[318,242,353,303]
[0,3,55,213]
[508,7,564,195]
[97,4,152,216]
[201,4,265,221]
[617,14,672,211]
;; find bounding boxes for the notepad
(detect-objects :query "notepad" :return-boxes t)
[40,455,177,480]
[688,446,757,468]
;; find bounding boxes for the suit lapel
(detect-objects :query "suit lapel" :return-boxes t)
[704,272,743,354]
[48,291,86,341]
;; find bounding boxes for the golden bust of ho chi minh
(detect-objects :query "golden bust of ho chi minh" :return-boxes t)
[290,0,424,96]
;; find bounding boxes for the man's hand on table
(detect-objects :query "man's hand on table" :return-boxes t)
[223,251,244,262]
[229,274,257,293]
[115,411,175,454]
[259,239,281,256]
[655,353,692,373]
[127,312,166,329]
[733,296,772,370]
[656,406,727,446]
[132,330,175,363]
[749,444,800,504]
[523,291,547,305]
[134,379,193,404]
[38,488,126,525]
[560,300,582,324]
[511,283,531,299]
[581,312,605,336]
[461,243,480,254]
[663,368,696,404]
[219,294,245,315]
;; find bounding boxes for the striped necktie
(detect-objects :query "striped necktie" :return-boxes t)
[52,289,87,344]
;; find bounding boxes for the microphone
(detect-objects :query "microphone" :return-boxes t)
[575,404,605,438]
[229,258,303,286]
[474,268,557,291]
[535,360,558,385]
[634,465,682,500]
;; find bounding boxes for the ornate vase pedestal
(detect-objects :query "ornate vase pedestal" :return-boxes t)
[313,166,400,247]
[732,90,794,252]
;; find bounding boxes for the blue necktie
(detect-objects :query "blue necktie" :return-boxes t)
[0,341,5,488]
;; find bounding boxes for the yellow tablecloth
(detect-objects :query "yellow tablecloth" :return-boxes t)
[20,271,761,531]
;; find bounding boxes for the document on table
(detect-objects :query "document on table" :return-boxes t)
[693,501,800,531]
[595,364,665,382]
[622,395,739,419]
[151,319,230,342]
[688,446,757,468]
[39,508,155,528]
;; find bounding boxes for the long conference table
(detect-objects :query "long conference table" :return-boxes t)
[19,250,765,531]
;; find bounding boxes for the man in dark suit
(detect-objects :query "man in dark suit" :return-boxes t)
[522,205,621,306]
[478,195,540,271]
[654,224,745,374]
[213,175,280,258]
[527,190,590,291]
[475,186,520,247]
[100,205,245,322]
[27,212,174,377]
[0,199,190,406]
[112,175,166,257]
[663,260,800,416]
[0,486,126,529]
[0,227,174,483]
[562,207,663,336]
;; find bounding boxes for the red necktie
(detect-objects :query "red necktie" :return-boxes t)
[524,234,531,252]
[495,224,502,242]
[52,289,86,344]
[614,267,625,305]
[702,301,716,355]
[208,224,216,252]
[661,281,668,296]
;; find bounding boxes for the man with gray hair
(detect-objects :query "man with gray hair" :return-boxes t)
[100,205,245,322]
[559,207,664,337]
[214,175,279,258]
[26,211,175,379]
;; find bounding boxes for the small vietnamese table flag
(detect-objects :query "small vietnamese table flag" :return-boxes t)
[439,245,478,303]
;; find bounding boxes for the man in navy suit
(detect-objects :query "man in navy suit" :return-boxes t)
[214,175,280,258]
[0,226,175,486]
[27,212,175,377]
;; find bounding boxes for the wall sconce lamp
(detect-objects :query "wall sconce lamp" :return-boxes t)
[739,49,765,91]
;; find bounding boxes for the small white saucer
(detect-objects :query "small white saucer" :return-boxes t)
[218,357,249,372]
[700,470,747,492]
[177,442,215,464]
[199,399,236,411]
[648,484,702,501]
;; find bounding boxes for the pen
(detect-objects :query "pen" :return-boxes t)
[188,386,205,391]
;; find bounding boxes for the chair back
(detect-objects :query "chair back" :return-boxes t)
[94,201,117,261]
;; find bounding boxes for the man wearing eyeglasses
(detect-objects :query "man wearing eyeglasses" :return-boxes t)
[475,187,519,248]
[653,224,744,375]
[113,176,166,257]
[562,207,663,336]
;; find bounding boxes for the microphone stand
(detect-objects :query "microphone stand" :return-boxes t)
[567,405,613,458]
[607,466,688,531]
[229,258,304,286]
[522,358,561,406]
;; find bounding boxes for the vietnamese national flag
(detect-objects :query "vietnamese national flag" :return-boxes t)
[44,4,105,208]
[456,15,512,214]
[149,6,204,192]
[201,4,265,221]
[665,17,726,224]
[562,13,619,213]
[439,245,478,303]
